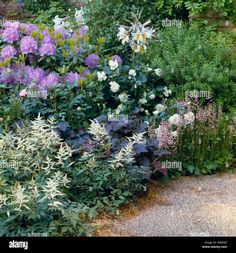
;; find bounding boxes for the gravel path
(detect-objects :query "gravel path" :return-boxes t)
[111,171,236,236]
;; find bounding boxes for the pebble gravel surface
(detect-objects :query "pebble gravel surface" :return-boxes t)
[112,171,236,236]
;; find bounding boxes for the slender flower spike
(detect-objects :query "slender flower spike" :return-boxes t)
[88,120,110,142]
[184,111,195,125]
[11,183,30,211]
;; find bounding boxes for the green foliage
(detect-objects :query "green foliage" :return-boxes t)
[0,84,24,130]
[184,0,236,23]
[31,1,73,26]
[23,0,70,13]
[22,82,105,129]
[148,27,236,111]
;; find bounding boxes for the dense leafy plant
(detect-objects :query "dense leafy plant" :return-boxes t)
[22,0,70,13]
[184,0,236,24]
[30,1,74,26]
[148,26,236,111]
[0,115,94,236]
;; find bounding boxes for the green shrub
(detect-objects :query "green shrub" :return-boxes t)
[23,0,70,13]
[0,85,24,131]
[30,1,74,26]
[148,27,236,111]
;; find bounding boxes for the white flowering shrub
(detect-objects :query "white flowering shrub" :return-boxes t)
[0,115,93,236]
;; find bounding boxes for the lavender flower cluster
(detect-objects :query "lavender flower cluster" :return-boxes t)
[0,21,102,93]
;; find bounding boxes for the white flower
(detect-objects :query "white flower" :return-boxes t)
[133,32,143,43]
[53,15,70,31]
[153,104,166,115]
[109,60,119,70]
[111,132,145,168]
[97,71,107,81]
[171,131,178,138]
[117,26,129,44]
[115,104,124,115]
[110,81,120,92]
[75,8,85,25]
[141,25,155,39]
[184,111,195,124]
[147,67,153,72]
[139,98,147,104]
[129,69,136,77]
[149,93,155,100]
[118,93,129,102]
[131,43,141,53]
[88,120,109,142]
[163,87,172,97]
[168,114,180,126]
[154,68,162,76]
[19,89,27,97]
[42,178,64,201]
[11,183,30,211]
[76,106,81,111]
[0,194,8,208]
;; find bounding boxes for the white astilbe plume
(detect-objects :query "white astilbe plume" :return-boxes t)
[41,177,64,201]
[111,132,145,168]
[0,114,73,175]
[0,194,8,208]
[88,120,110,142]
[10,183,30,211]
